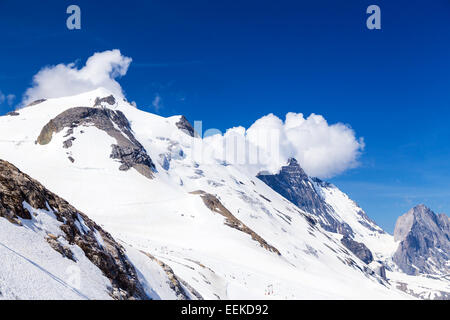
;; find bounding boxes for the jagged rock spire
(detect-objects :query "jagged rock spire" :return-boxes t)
[393,204,450,275]
[258,158,351,235]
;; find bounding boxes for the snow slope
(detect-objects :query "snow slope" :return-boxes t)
[0,206,111,300]
[316,181,398,260]
[0,88,441,299]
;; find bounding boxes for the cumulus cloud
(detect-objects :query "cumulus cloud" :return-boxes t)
[200,113,364,178]
[22,49,131,106]
[19,50,363,178]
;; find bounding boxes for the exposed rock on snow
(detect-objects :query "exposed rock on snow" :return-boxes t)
[140,251,201,300]
[340,236,373,264]
[63,137,76,149]
[257,158,379,262]
[36,107,155,178]
[94,95,116,107]
[191,190,281,255]
[257,158,345,234]
[175,115,196,137]
[393,204,450,275]
[0,159,148,299]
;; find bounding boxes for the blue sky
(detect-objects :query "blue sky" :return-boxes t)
[1,0,450,232]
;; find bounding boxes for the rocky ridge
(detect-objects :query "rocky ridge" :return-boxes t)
[0,159,148,299]
[393,204,450,275]
[257,158,375,264]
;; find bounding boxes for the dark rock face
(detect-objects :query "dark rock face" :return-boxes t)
[257,158,378,264]
[0,159,148,299]
[63,137,76,149]
[111,144,154,174]
[376,265,387,281]
[94,95,116,106]
[36,107,155,179]
[340,236,373,264]
[393,204,450,275]
[175,116,196,137]
[257,159,346,234]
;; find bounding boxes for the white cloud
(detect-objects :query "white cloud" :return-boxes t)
[152,93,163,111]
[19,50,363,178]
[201,113,364,178]
[22,49,132,106]
[0,91,15,107]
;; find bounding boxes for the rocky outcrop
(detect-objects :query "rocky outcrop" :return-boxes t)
[340,236,373,264]
[94,95,116,107]
[0,159,148,300]
[375,264,387,281]
[191,190,281,255]
[140,251,201,300]
[258,158,379,264]
[36,106,155,179]
[175,116,196,137]
[393,204,450,275]
[257,159,350,235]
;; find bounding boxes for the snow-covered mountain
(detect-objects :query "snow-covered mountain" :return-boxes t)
[0,158,203,300]
[258,159,450,299]
[0,88,448,299]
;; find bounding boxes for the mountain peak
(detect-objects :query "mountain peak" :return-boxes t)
[257,157,347,234]
[393,204,450,275]
[412,203,428,211]
[175,115,197,137]
[394,205,434,242]
[279,158,306,175]
[418,204,442,215]
[402,204,437,224]
[94,94,116,107]
[287,157,299,167]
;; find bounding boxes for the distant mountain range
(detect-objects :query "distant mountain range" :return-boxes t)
[0,88,448,299]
